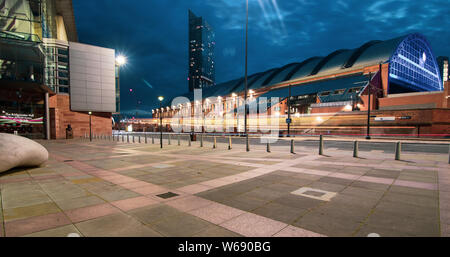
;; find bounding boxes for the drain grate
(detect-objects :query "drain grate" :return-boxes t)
[156,192,179,199]
[63,160,73,162]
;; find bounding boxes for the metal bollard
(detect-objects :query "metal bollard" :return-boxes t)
[395,141,401,160]
[188,134,192,146]
[168,134,171,145]
[122,135,124,142]
[132,135,135,143]
[112,134,115,141]
[353,140,359,158]
[319,135,324,155]
[228,136,232,150]
[152,134,155,144]
[145,134,147,144]
[267,141,271,153]
[200,134,203,147]
[246,135,250,152]
[213,136,217,149]
[290,139,295,154]
[178,134,181,146]
[138,135,141,143]
[127,134,129,143]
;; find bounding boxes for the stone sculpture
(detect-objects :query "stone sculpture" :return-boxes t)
[0,133,48,173]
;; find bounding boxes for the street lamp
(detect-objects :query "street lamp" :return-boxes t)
[88,111,92,142]
[244,0,249,151]
[115,55,126,131]
[158,96,164,148]
[366,72,372,140]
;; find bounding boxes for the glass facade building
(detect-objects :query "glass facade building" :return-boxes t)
[188,9,215,92]
[1,0,116,139]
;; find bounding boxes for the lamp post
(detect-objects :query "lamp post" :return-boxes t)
[244,0,249,151]
[366,72,372,140]
[158,96,164,148]
[287,84,291,137]
[115,55,126,131]
[88,111,92,142]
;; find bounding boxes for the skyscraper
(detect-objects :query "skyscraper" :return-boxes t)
[188,9,215,92]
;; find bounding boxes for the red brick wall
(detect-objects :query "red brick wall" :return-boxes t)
[379,92,444,109]
[49,95,112,139]
[311,106,345,113]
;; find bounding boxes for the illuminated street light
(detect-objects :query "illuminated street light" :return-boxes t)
[88,111,92,142]
[158,96,164,148]
[116,55,127,66]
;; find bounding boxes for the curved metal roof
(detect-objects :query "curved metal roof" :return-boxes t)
[162,34,429,109]
[215,34,414,94]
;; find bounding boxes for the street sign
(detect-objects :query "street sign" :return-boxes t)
[286,118,292,124]
[399,116,412,120]
[374,117,395,121]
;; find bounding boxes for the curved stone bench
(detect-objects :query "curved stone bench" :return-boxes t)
[0,133,49,173]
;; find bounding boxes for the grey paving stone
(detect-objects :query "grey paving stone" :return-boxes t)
[381,192,439,209]
[193,225,242,237]
[239,187,285,202]
[252,202,308,224]
[273,194,324,210]
[23,224,82,237]
[307,181,347,192]
[318,177,354,187]
[55,195,106,211]
[293,211,363,237]
[149,212,214,236]
[94,189,141,202]
[349,180,391,192]
[365,169,401,179]
[220,195,269,212]
[128,204,182,224]
[363,209,439,237]
[76,213,162,237]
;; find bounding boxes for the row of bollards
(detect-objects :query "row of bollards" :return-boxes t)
[92,133,436,162]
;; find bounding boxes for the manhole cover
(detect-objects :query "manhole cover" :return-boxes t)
[303,190,326,197]
[291,187,337,201]
[63,160,73,162]
[156,192,179,199]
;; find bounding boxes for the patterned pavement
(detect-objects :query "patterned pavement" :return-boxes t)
[0,136,448,237]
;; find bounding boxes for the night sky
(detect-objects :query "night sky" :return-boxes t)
[72,0,450,116]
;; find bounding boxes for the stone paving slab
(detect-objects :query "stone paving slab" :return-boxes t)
[75,212,162,237]
[23,224,82,237]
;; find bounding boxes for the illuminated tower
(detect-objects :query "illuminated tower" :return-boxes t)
[188,9,215,92]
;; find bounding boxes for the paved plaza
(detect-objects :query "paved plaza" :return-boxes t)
[0,136,449,237]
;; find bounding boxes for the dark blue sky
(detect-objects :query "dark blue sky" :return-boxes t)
[72,0,449,116]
